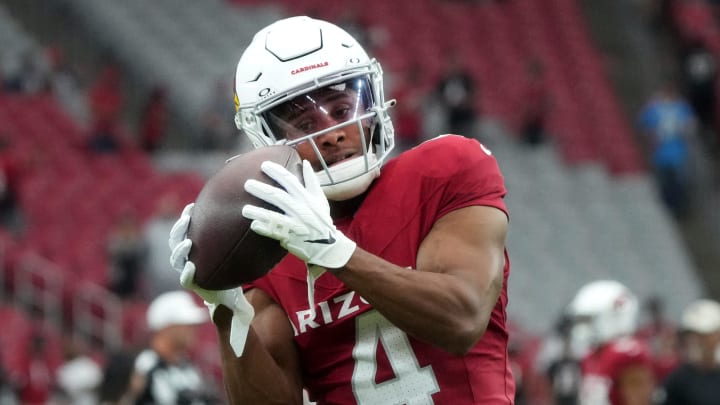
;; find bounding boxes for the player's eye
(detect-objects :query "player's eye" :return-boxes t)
[332,106,351,120]
[295,119,316,134]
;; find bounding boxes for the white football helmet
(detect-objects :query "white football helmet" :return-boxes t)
[567,280,639,349]
[234,16,395,201]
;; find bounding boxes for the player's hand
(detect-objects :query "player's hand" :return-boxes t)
[243,160,356,270]
[168,202,254,357]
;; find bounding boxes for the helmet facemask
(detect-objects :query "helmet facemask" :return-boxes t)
[238,62,394,200]
[234,16,395,200]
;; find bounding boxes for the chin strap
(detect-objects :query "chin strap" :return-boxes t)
[305,264,327,322]
[317,154,380,201]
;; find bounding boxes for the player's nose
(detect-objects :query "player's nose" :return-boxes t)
[316,124,346,146]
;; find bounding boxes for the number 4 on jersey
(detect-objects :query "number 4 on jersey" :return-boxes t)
[351,311,439,404]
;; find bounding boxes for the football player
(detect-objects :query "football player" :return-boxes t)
[662,299,720,405]
[568,280,656,405]
[169,16,514,404]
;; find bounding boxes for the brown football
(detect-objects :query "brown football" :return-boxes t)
[187,145,303,290]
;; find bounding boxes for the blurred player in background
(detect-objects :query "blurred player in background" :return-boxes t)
[635,296,679,382]
[661,299,720,405]
[169,16,514,404]
[126,290,219,405]
[567,280,656,405]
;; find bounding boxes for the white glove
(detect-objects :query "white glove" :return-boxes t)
[242,160,357,270]
[168,203,255,357]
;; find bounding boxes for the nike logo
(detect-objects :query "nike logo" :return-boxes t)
[304,232,336,244]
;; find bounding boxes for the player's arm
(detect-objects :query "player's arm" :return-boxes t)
[213,288,303,404]
[616,364,655,405]
[123,369,147,403]
[243,160,507,354]
[335,205,507,355]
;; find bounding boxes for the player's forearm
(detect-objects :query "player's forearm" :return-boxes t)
[213,307,303,405]
[333,248,502,355]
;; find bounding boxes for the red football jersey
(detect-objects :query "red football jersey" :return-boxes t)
[579,336,653,405]
[248,135,514,404]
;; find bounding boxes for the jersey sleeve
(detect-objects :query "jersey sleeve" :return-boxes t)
[418,135,508,218]
[134,350,158,375]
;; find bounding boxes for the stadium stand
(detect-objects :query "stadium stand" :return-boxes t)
[56,0,285,140]
[483,122,701,333]
[0,1,212,378]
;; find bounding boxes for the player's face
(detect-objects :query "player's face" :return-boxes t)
[266,80,373,170]
[695,331,720,354]
[168,324,199,351]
